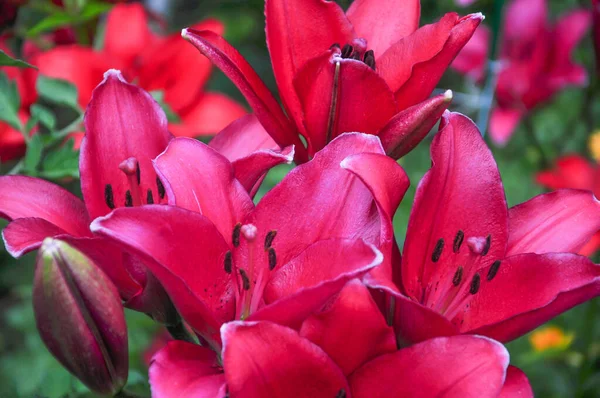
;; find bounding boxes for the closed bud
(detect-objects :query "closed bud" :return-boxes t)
[33,238,128,395]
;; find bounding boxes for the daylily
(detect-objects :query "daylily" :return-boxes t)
[25,3,245,145]
[182,0,483,161]
[0,70,285,322]
[148,281,529,397]
[536,154,600,256]
[365,111,600,348]
[451,0,591,145]
[91,130,411,351]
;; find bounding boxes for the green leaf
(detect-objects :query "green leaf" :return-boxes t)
[0,73,22,131]
[23,134,43,173]
[30,104,56,131]
[150,90,181,123]
[0,50,37,70]
[26,1,113,37]
[36,75,80,110]
[40,138,80,180]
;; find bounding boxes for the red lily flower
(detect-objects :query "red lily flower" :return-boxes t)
[148,281,527,397]
[182,0,482,161]
[365,111,600,346]
[452,0,591,145]
[91,131,411,350]
[536,155,600,256]
[24,3,245,144]
[0,70,281,321]
[450,24,489,82]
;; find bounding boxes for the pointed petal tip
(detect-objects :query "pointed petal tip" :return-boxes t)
[102,69,126,82]
[470,12,485,21]
[443,89,453,101]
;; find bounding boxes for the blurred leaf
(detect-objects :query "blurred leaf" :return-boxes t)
[40,139,80,180]
[150,90,181,123]
[0,72,22,131]
[0,50,37,70]
[36,75,80,110]
[26,1,113,37]
[23,134,43,173]
[30,104,56,131]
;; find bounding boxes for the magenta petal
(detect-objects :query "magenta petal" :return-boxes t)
[222,321,349,398]
[81,70,172,220]
[3,218,69,257]
[251,238,382,329]
[300,280,396,376]
[499,366,533,398]
[154,137,254,244]
[209,115,279,161]
[91,206,233,350]
[401,112,508,302]
[507,190,600,256]
[150,341,225,398]
[0,176,90,237]
[464,253,600,342]
[349,335,509,398]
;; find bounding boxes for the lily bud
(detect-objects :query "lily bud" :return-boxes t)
[33,238,128,395]
[378,90,453,159]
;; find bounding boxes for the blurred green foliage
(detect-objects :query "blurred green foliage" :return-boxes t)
[1,0,599,396]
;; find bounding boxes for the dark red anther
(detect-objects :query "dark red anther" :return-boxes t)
[341,44,353,58]
[453,230,464,253]
[469,273,481,294]
[452,266,463,286]
[487,260,501,281]
[146,189,154,204]
[431,239,444,262]
[124,190,133,207]
[104,184,115,209]
[156,177,166,199]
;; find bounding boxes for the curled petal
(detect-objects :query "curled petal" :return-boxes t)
[535,155,596,191]
[499,366,534,398]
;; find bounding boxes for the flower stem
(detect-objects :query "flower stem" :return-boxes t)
[166,317,196,344]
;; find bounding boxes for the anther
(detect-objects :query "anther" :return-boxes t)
[330,43,341,50]
[452,266,463,286]
[453,230,464,253]
[224,251,232,274]
[264,230,277,250]
[487,260,501,281]
[232,223,242,247]
[156,177,165,199]
[125,190,133,207]
[146,189,154,204]
[363,50,375,70]
[469,273,481,295]
[336,389,347,398]
[104,184,115,209]
[351,52,361,60]
[136,163,141,185]
[268,248,277,270]
[341,44,353,58]
[239,269,250,290]
[481,235,491,256]
[431,238,444,262]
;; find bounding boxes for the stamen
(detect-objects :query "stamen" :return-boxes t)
[224,251,232,274]
[350,52,361,60]
[453,230,464,253]
[104,184,115,209]
[239,269,250,291]
[157,177,165,199]
[363,50,375,70]
[341,44,353,58]
[268,248,277,270]
[487,260,501,281]
[452,266,463,286]
[264,230,277,250]
[326,61,341,144]
[330,43,341,50]
[481,235,491,256]
[146,189,154,204]
[431,238,444,262]
[124,190,133,207]
[136,163,141,185]
[118,157,138,176]
[336,389,347,398]
[241,224,257,241]
[232,223,242,247]
[469,273,481,294]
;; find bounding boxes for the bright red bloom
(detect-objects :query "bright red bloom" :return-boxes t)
[452,0,590,145]
[365,111,600,347]
[91,131,410,350]
[183,0,482,161]
[450,24,489,82]
[536,155,600,256]
[148,281,526,397]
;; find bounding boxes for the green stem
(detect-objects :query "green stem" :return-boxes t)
[166,318,196,344]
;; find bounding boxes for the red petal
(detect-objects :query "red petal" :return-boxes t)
[535,155,596,191]
[170,92,246,138]
[464,253,600,342]
[507,190,600,255]
[222,321,349,398]
[0,175,91,238]
[251,239,382,329]
[91,206,233,351]
[489,107,523,146]
[35,46,115,107]
[579,232,600,257]
[265,0,354,127]
[247,133,387,269]
[81,70,172,220]
[451,24,490,82]
[401,112,508,302]
[0,120,26,161]
[150,341,225,398]
[379,13,482,110]
[503,0,547,52]
[378,90,453,159]
[349,335,509,398]
[3,218,69,257]
[153,137,254,244]
[347,0,420,56]
[104,4,152,68]
[300,280,396,376]
[499,366,533,398]
[181,29,304,156]
[294,53,397,155]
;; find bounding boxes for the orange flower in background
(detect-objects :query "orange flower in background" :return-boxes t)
[529,325,574,352]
